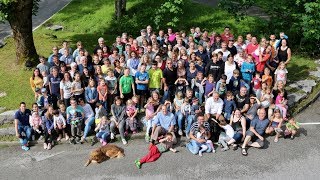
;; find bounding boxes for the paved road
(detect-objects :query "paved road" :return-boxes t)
[0,0,71,42]
[1,98,320,179]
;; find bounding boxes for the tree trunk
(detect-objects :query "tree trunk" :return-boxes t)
[115,0,122,20]
[121,0,126,15]
[7,0,38,65]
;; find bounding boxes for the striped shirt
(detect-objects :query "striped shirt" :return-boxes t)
[190,122,210,136]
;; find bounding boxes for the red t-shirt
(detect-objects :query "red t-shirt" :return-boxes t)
[245,43,259,55]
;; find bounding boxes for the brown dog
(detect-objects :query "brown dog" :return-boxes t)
[84,144,125,167]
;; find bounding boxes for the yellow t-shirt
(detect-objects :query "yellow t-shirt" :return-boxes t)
[101,65,114,75]
[30,76,44,92]
[148,68,163,89]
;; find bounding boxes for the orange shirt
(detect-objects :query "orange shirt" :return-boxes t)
[262,75,273,87]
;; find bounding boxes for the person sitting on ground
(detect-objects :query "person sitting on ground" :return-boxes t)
[241,108,269,156]
[14,102,32,151]
[196,124,214,156]
[265,109,283,143]
[151,104,177,144]
[125,99,138,135]
[213,119,235,151]
[95,116,110,146]
[110,96,127,145]
[134,133,177,169]
[53,109,66,142]
[284,115,300,140]
[187,115,214,155]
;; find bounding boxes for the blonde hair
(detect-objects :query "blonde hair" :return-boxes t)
[175,91,183,99]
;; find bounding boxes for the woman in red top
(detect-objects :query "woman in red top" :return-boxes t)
[256,45,272,73]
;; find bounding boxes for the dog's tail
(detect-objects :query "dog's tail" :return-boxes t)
[84,159,92,167]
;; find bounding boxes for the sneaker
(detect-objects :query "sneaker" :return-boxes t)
[232,144,238,151]
[75,137,81,144]
[122,139,127,145]
[290,136,294,140]
[110,133,115,140]
[43,143,48,150]
[221,147,229,151]
[178,129,183,136]
[212,149,216,153]
[21,145,29,151]
[135,159,141,169]
[47,143,52,150]
[102,141,107,146]
[199,151,203,157]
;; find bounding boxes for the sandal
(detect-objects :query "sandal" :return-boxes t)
[241,148,248,156]
[232,144,238,151]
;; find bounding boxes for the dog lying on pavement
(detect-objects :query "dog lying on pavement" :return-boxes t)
[85,144,125,167]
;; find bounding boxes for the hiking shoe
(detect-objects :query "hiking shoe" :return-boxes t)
[122,139,127,145]
[43,143,48,150]
[135,159,141,169]
[178,129,183,136]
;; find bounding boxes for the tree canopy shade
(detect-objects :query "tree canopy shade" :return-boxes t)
[0,0,40,65]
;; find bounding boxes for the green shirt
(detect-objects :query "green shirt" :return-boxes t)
[119,75,133,94]
[148,68,163,89]
[286,122,300,130]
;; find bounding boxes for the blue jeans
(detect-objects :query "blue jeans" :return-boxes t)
[185,115,195,135]
[83,117,95,138]
[18,125,32,143]
[96,131,110,141]
[187,139,212,155]
[195,92,203,104]
[175,110,184,130]
[162,85,175,103]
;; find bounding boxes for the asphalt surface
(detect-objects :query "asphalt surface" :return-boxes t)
[1,98,320,180]
[0,0,71,42]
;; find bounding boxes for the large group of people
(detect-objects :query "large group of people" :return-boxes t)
[16,26,300,162]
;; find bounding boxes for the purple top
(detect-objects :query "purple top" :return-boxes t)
[205,82,216,95]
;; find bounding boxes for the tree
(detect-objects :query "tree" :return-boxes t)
[115,0,127,20]
[0,0,40,65]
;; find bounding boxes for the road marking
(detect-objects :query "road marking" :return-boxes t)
[300,122,320,125]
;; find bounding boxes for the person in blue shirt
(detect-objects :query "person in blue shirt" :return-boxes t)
[223,91,237,121]
[241,108,269,156]
[135,63,149,111]
[241,57,255,84]
[151,104,177,144]
[14,102,32,151]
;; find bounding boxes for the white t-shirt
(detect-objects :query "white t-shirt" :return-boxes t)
[224,62,236,84]
[72,81,82,95]
[60,81,72,99]
[222,124,235,138]
[274,69,288,82]
[214,49,230,62]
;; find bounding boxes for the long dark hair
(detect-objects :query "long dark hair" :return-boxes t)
[32,68,43,80]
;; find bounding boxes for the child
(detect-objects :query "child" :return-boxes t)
[191,71,205,104]
[274,61,288,85]
[260,86,273,108]
[42,71,49,89]
[262,67,273,87]
[215,75,227,98]
[134,133,177,169]
[252,72,262,98]
[196,124,214,156]
[203,74,216,100]
[105,71,117,112]
[186,98,202,138]
[94,102,108,125]
[223,91,237,121]
[265,109,283,142]
[97,78,108,110]
[241,55,255,84]
[144,98,155,142]
[213,119,235,151]
[275,91,288,120]
[95,116,110,146]
[132,95,140,112]
[71,72,84,101]
[284,115,300,140]
[125,99,138,134]
[58,103,68,140]
[53,110,66,141]
[29,111,43,138]
[68,111,83,144]
[174,91,185,136]
[228,69,241,94]
[174,76,189,93]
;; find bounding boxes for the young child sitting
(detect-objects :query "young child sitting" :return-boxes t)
[260,86,273,108]
[95,116,110,146]
[196,124,214,156]
[203,74,216,100]
[134,133,177,169]
[213,119,235,151]
[125,99,138,135]
[284,115,300,140]
[265,109,283,143]
[275,91,288,120]
[53,110,66,141]
[174,91,184,136]
[29,111,42,135]
[185,98,202,139]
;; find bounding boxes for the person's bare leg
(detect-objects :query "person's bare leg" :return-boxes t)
[249,142,261,148]
[241,136,251,149]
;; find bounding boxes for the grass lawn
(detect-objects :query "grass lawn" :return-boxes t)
[0,0,316,110]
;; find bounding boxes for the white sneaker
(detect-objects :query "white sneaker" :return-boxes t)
[122,139,127,145]
[43,143,47,150]
[111,133,115,140]
[178,129,183,136]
